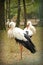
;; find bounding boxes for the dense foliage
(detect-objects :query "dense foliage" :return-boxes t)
[9,0,40,19]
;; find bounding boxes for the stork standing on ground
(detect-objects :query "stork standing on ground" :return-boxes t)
[7,21,36,59]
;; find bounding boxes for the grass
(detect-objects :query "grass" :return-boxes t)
[0,26,43,65]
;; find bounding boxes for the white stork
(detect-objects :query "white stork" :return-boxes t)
[24,21,36,37]
[7,21,36,59]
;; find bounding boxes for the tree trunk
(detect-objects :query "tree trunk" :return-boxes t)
[23,0,27,28]
[39,0,43,26]
[0,0,5,64]
[5,0,10,22]
[8,0,10,21]
[0,0,5,30]
[16,0,21,27]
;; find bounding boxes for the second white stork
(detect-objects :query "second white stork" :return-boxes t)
[24,21,36,37]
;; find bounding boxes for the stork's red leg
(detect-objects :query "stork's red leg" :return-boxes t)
[19,44,23,59]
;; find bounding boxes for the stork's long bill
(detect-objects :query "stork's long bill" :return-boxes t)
[7,22,36,54]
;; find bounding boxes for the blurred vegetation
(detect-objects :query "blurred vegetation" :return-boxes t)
[5,0,43,27]
[7,0,40,19]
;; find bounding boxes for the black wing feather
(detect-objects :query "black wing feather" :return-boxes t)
[15,38,36,54]
[24,34,35,48]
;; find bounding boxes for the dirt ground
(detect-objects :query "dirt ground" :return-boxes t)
[0,27,43,65]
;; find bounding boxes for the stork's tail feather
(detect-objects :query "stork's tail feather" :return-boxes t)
[15,38,36,54]
[24,34,35,48]
[24,41,36,54]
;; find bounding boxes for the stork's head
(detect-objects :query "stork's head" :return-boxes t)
[9,22,16,29]
[27,21,32,27]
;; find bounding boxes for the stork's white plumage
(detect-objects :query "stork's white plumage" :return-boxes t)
[7,21,36,54]
[24,21,36,37]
